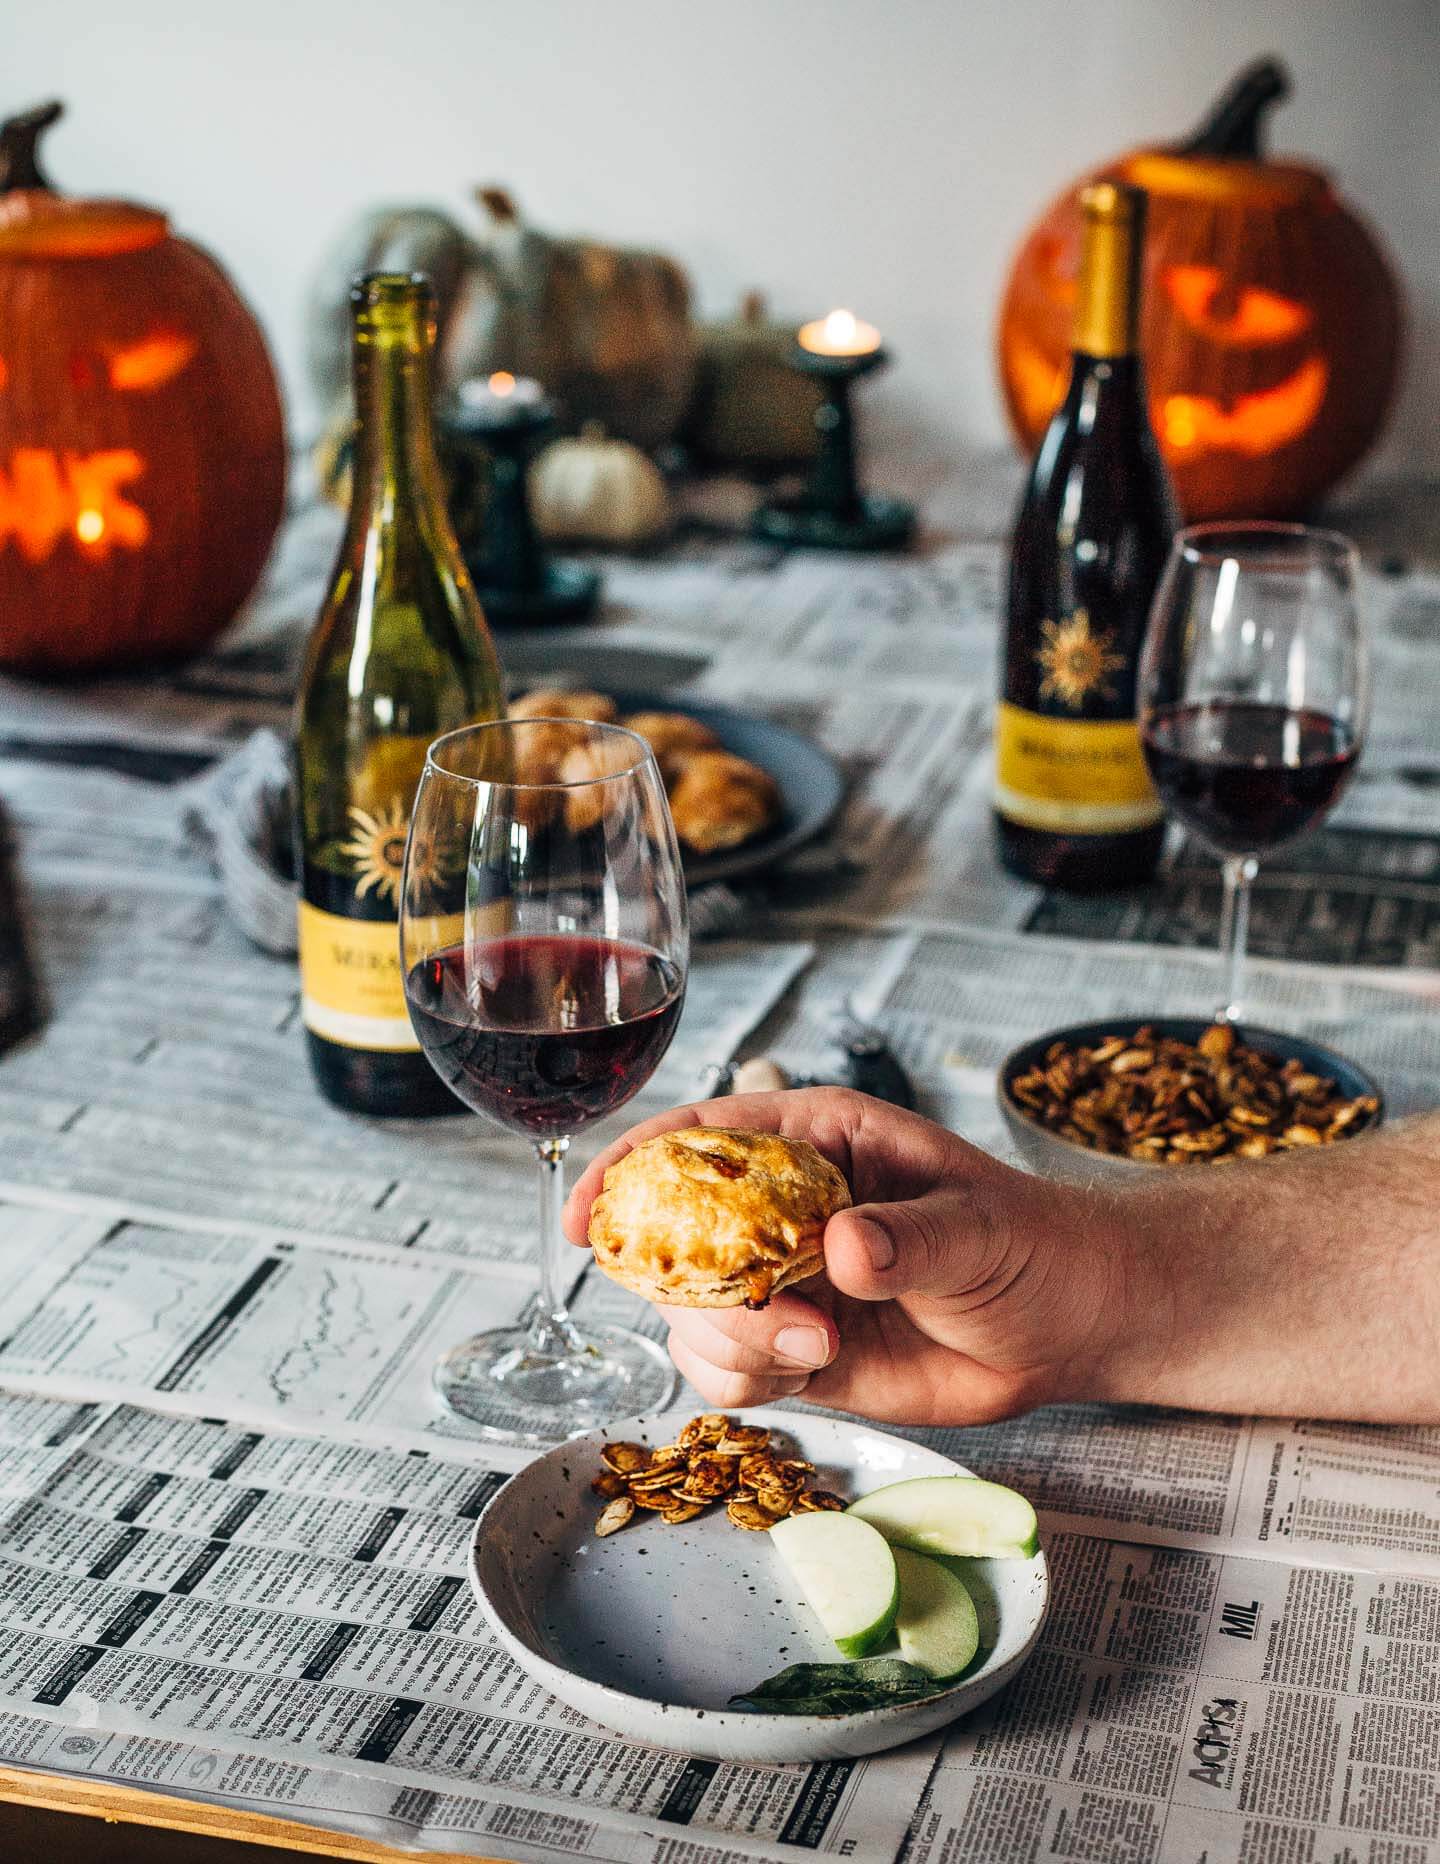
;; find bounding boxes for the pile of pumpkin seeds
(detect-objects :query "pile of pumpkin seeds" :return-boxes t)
[591,1413,846,1536]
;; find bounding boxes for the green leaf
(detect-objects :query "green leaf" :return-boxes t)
[728,1657,942,1716]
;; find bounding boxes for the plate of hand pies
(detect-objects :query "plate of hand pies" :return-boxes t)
[506,686,846,887]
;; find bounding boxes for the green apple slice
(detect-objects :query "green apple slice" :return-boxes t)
[892,1547,980,1680]
[849,1476,1039,1560]
[769,1512,899,1658]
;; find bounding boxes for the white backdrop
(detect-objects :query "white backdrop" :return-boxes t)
[10,0,1438,477]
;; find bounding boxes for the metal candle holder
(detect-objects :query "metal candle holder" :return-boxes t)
[751,341,915,552]
[443,392,601,629]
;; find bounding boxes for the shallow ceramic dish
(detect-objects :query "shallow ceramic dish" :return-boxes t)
[998,1016,1385,1182]
[505,679,846,888]
[470,1407,1049,1763]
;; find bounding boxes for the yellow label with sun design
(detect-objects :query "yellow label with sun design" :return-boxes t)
[1034,610,1127,709]
[297,902,417,1051]
[341,799,409,905]
[995,702,1162,835]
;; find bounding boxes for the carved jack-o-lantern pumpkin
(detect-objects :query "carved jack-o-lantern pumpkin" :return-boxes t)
[0,102,286,675]
[998,61,1404,521]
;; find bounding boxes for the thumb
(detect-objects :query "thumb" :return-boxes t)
[823,1185,1005,1303]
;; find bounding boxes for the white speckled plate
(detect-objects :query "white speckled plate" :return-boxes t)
[469,1408,1049,1763]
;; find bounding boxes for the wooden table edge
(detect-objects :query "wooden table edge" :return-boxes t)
[0,1763,505,1862]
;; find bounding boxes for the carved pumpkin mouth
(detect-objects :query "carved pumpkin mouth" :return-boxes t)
[1159,357,1328,458]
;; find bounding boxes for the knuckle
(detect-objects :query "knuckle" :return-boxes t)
[705,1367,764,1409]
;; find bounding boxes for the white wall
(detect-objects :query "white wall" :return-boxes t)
[11,0,1438,476]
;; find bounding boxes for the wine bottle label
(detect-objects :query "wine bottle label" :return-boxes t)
[296,902,418,1052]
[994,701,1163,834]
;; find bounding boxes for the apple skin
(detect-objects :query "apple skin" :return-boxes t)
[892,1546,980,1681]
[848,1477,1040,1561]
[770,1513,900,1659]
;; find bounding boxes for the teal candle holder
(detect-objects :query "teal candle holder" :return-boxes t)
[443,390,601,629]
[751,341,914,551]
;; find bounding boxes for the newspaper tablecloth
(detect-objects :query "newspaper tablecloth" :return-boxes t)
[2,453,1440,1863]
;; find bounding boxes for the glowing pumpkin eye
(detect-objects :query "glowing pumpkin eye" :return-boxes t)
[106,334,198,391]
[1163,265,1311,344]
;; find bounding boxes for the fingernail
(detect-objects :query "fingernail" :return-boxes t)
[856,1217,896,1273]
[774,1325,830,1368]
[775,1375,811,1397]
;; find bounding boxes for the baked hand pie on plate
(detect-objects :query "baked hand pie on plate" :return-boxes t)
[588,1126,851,1308]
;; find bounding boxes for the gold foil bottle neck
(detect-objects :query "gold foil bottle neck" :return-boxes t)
[1073,181,1146,358]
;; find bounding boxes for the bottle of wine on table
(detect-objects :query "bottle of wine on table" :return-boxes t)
[995,181,1177,891]
[295,272,505,1116]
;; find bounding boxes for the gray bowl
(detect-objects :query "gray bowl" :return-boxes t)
[998,1017,1385,1182]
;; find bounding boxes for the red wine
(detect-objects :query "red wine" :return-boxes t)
[996,182,1176,892]
[1141,701,1358,854]
[404,935,683,1139]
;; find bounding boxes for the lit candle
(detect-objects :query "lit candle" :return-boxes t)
[797,309,882,359]
[457,370,547,424]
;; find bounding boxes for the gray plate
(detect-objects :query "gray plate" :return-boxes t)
[470,1407,1049,1763]
[507,677,847,888]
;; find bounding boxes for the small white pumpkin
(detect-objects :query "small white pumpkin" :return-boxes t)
[529,424,671,548]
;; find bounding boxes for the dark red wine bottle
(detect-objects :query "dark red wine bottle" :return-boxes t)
[995,182,1178,892]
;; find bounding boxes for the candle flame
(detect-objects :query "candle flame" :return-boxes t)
[797,308,882,358]
[488,371,516,397]
[75,508,105,544]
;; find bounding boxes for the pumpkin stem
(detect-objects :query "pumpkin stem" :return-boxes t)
[1178,59,1290,159]
[0,99,63,192]
[476,186,519,227]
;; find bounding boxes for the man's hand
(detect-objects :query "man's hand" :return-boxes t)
[565,1089,1139,1427]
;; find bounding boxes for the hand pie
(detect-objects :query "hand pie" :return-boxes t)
[506,692,621,823]
[558,736,646,832]
[588,1126,851,1308]
[667,751,780,854]
[508,688,619,725]
[621,710,720,777]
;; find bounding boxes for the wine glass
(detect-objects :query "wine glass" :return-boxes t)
[400,718,688,1443]
[1139,523,1368,1022]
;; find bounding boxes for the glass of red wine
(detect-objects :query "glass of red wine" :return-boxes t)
[400,718,688,1442]
[1139,523,1367,1021]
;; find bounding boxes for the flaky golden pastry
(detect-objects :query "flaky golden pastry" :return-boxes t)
[621,710,720,776]
[505,695,621,827]
[667,751,780,854]
[588,1126,851,1308]
[508,688,619,724]
[558,736,645,831]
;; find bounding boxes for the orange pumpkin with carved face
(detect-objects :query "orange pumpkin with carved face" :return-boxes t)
[997,63,1403,521]
[0,102,285,674]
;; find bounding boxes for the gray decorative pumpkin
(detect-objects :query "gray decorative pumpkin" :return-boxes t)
[307,189,695,451]
[682,291,823,472]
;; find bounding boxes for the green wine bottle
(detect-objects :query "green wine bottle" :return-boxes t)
[295,272,505,1116]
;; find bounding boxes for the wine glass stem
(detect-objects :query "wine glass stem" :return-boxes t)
[1217,855,1258,1023]
[530,1137,587,1358]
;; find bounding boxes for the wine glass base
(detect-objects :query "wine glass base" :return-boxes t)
[432,1322,679,1447]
